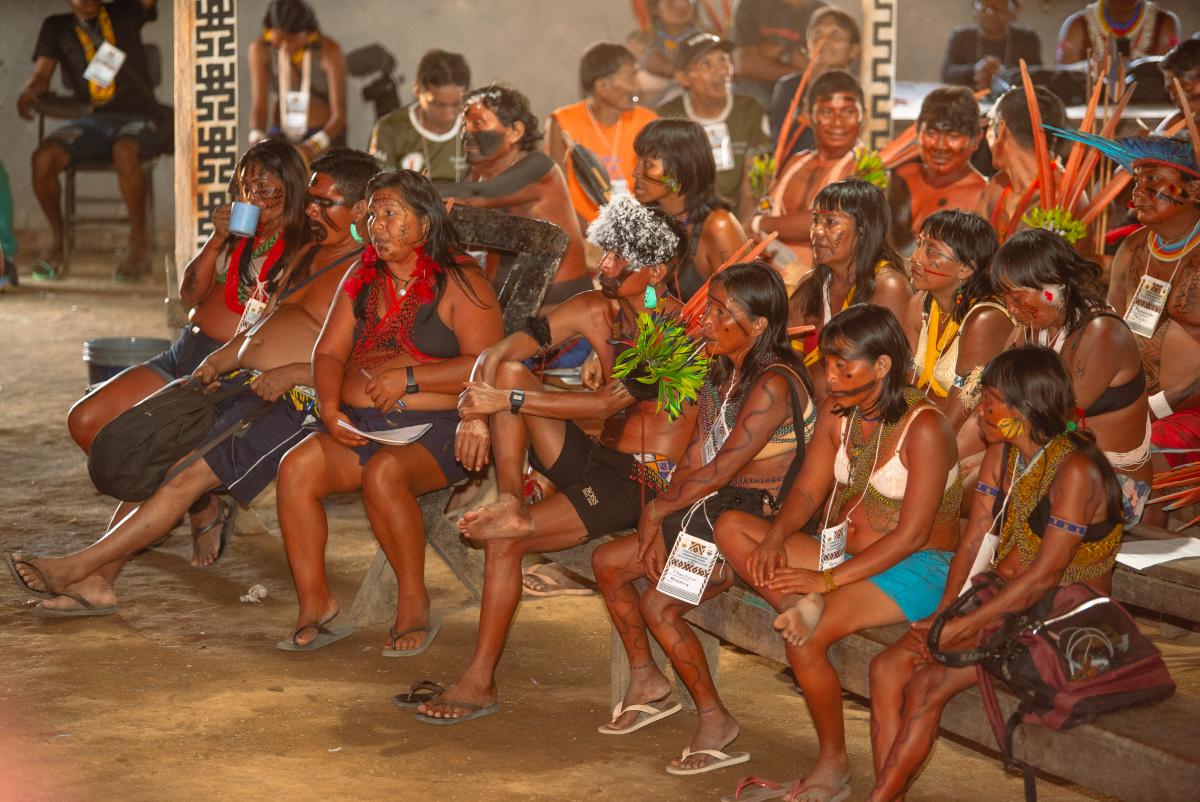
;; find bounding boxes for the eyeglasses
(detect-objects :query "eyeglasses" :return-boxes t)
[308,194,352,209]
[913,236,959,265]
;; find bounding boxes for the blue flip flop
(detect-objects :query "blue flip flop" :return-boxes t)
[382,613,442,657]
[415,700,501,726]
[276,616,354,652]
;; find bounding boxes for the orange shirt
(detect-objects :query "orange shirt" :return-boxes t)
[549,100,657,222]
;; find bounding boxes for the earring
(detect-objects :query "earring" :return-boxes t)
[996,416,1025,440]
[350,222,365,244]
[663,175,681,194]
[644,284,658,310]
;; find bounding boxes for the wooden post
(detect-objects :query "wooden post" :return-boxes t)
[859,0,897,150]
[174,0,238,276]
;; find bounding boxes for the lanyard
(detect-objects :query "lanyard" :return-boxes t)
[73,8,117,105]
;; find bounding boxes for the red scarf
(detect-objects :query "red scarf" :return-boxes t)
[347,245,445,369]
[343,244,442,307]
[224,233,287,314]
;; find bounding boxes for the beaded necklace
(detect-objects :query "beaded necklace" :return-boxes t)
[1096,0,1147,39]
[1148,216,1200,262]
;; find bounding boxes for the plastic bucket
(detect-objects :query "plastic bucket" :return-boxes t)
[83,336,172,387]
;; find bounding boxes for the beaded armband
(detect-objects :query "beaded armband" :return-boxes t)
[1046,514,1088,537]
[975,481,1000,498]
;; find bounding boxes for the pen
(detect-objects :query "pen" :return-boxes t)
[360,367,406,410]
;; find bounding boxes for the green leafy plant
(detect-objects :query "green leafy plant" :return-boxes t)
[855,148,888,189]
[749,152,777,200]
[1022,206,1087,245]
[611,312,709,420]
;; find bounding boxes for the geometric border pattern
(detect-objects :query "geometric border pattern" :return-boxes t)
[860,0,896,151]
[191,0,238,251]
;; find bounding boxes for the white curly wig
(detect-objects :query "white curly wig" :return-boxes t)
[586,194,680,268]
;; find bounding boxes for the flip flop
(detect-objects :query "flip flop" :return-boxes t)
[597,696,683,735]
[382,613,442,658]
[30,260,66,282]
[392,680,445,709]
[665,747,751,776]
[29,592,118,618]
[784,779,851,802]
[276,616,354,652]
[522,563,594,597]
[721,776,793,802]
[193,496,238,565]
[6,554,56,599]
[415,700,501,726]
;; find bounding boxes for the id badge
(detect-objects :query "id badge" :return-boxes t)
[960,532,1000,595]
[238,297,267,334]
[83,42,126,88]
[656,532,720,606]
[701,414,730,465]
[818,521,847,571]
[1124,274,1171,339]
[704,121,735,171]
[283,90,310,141]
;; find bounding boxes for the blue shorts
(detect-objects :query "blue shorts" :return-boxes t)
[145,324,224,381]
[46,112,158,166]
[339,405,465,485]
[845,548,953,622]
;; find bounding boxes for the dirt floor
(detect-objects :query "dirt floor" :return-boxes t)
[1,254,1198,802]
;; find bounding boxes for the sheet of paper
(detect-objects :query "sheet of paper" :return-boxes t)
[336,420,431,446]
[1115,537,1200,571]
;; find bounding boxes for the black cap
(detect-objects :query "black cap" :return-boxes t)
[675,32,734,72]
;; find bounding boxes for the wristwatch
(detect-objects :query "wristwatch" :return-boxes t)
[509,389,526,415]
[405,366,420,396]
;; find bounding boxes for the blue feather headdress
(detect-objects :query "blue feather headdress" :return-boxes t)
[1042,125,1200,179]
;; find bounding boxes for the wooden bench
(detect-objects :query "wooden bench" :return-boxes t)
[352,493,1200,802]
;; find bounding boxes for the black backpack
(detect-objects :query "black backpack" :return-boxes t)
[88,379,271,502]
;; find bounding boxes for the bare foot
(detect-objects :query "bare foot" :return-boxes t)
[458,493,533,541]
[115,240,151,281]
[289,598,340,648]
[669,706,740,771]
[190,498,233,567]
[38,574,119,611]
[774,592,824,647]
[416,676,497,720]
[600,662,674,732]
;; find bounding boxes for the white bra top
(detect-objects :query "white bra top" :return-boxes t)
[833,406,960,500]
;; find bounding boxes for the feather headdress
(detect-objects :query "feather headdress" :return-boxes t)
[587,195,680,268]
[1041,126,1200,179]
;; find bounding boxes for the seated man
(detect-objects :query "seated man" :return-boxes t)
[547,42,657,226]
[769,6,861,163]
[18,0,162,281]
[942,0,1041,90]
[891,86,987,253]
[731,0,828,109]
[369,48,469,182]
[414,197,697,724]
[1157,39,1200,135]
[751,70,864,276]
[1102,135,1200,487]
[656,32,769,215]
[5,149,377,613]
[1057,0,1180,67]
[440,84,591,311]
[977,86,1071,244]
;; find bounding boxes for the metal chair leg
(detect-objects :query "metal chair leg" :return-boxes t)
[63,166,76,273]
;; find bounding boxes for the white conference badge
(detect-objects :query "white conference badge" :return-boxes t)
[704,121,735,172]
[401,152,426,173]
[238,297,267,334]
[279,49,312,142]
[657,493,722,606]
[818,520,847,571]
[1124,274,1172,338]
[83,41,126,88]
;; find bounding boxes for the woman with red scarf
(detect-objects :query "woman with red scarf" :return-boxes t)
[274,170,502,653]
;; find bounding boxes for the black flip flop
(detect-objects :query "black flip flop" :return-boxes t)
[30,591,118,618]
[392,680,446,709]
[6,554,57,599]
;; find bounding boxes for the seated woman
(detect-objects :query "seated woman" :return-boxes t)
[713,304,962,802]
[274,169,502,651]
[867,345,1124,801]
[591,262,815,774]
[788,179,912,399]
[247,0,347,161]
[993,229,1152,525]
[66,139,311,558]
[902,210,1015,435]
[632,118,749,303]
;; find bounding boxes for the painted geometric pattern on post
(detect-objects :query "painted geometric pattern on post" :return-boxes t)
[861,0,895,151]
[193,0,238,251]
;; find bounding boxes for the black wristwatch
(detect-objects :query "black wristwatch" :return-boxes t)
[405,366,420,396]
[509,389,526,415]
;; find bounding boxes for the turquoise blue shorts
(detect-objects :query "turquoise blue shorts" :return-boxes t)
[843,548,953,622]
